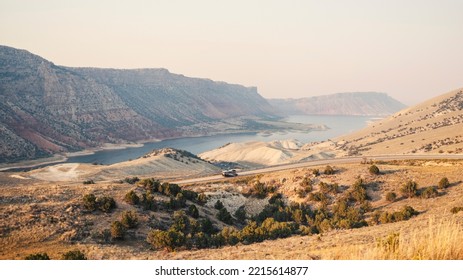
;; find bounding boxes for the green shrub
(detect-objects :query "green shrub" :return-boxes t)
[181,190,198,201]
[171,211,190,233]
[400,205,418,219]
[96,196,116,212]
[214,200,224,210]
[420,186,438,199]
[146,229,185,251]
[200,218,216,235]
[450,207,463,214]
[238,221,259,244]
[191,232,211,249]
[163,183,181,197]
[385,192,397,202]
[308,192,329,205]
[187,204,199,218]
[319,182,339,194]
[324,165,335,175]
[196,193,208,204]
[296,188,307,198]
[141,191,157,211]
[217,208,233,224]
[234,206,247,223]
[438,177,450,189]
[120,211,138,228]
[138,178,160,192]
[61,250,87,260]
[312,169,320,177]
[259,217,293,240]
[249,181,276,198]
[373,205,418,224]
[123,177,140,184]
[300,177,312,188]
[110,221,125,240]
[268,193,284,205]
[369,165,380,175]
[93,229,112,244]
[349,179,369,203]
[83,179,95,185]
[166,193,187,210]
[124,190,140,205]
[24,253,50,260]
[82,194,97,211]
[400,180,418,198]
[220,227,240,245]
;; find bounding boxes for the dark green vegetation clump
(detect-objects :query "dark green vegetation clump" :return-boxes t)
[82,194,116,213]
[369,165,380,175]
[24,253,50,260]
[62,250,87,260]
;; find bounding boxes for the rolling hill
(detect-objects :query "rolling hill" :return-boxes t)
[269,92,406,116]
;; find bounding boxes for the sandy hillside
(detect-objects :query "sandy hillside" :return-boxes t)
[199,139,336,167]
[335,88,463,156]
[27,148,220,182]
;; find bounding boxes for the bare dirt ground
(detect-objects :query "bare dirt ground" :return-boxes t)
[1,159,462,260]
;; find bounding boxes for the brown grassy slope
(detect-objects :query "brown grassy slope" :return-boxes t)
[1,160,462,260]
[336,88,463,155]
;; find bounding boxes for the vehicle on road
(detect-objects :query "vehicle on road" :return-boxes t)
[221,169,238,177]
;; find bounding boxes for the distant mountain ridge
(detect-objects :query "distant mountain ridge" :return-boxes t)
[269,92,406,116]
[0,45,276,162]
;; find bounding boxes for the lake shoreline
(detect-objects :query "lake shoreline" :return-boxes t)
[1,115,376,172]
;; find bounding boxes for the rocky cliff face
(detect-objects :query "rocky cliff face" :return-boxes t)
[269,92,406,116]
[0,45,276,162]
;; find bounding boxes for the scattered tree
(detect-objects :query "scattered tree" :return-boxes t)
[400,180,418,198]
[324,165,335,175]
[214,200,224,210]
[82,194,97,211]
[438,177,450,189]
[24,253,50,260]
[123,177,140,184]
[385,192,397,202]
[146,229,185,252]
[217,208,233,224]
[420,186,438,199]
[110,221,125,240]
[369,165,380,175]
[61,250,87,260]
[96,196,116,212]
[187,204,199,218]
[124,190,140,205]
[120,211,138,228]
[234,206,247,223]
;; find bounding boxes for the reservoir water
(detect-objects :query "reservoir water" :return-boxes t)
[66,115,378,165]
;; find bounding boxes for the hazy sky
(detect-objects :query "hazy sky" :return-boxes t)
[1,0,462,105]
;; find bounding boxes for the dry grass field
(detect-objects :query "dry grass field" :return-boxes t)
[1,159,462,260]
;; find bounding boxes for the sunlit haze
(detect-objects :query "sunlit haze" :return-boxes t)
[1,0,462,105]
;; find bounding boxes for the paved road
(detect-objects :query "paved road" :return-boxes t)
[172,154,463,185]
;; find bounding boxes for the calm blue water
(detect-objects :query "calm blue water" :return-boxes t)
[66,115,377,165]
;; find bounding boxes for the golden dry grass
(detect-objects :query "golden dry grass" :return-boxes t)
[332,217,463,260]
